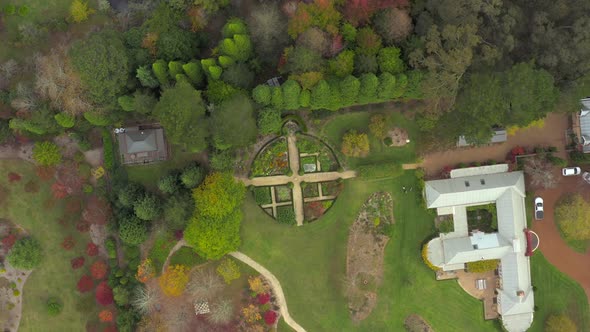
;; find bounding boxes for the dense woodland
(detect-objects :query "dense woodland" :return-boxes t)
[0,0,590,331]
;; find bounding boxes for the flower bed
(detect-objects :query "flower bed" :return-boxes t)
[321,181,343,196]
[251,138,290,177]
[276,206,296,225]
[304,200,333,222]
[251,187,272,205]
[296,135,339,172]
[274,186,292,203]
[302,182,320,198]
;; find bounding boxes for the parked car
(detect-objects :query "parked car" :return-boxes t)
[583,172,590,184]
[534,197,544,220]
[562,167,582,176]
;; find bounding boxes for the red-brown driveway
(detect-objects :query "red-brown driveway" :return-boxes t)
[421,113,569,176]
[532,170,590,303]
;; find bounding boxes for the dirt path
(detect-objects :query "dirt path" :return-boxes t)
[421,113,569,176]
[0,143,33,162]
[531,169,590,304]
[2,260,31,332]
[229,251,307,332]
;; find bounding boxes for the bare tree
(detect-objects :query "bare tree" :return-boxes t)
[247,3,289,63]
[187,268,224,300]
[131,285,160,315]
[0,59,18,80]
[208,299,234,324]
[524,156,557,189]
[10,82,37,111]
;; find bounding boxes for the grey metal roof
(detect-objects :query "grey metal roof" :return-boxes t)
[125,130,158,154]
[579,106,590,152]
[425,171,525,208]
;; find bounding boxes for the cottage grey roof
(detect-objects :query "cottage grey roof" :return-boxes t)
[457,129,507,147]
[579,100,590,152]
[424,167,534,332]
[125,130,158,154]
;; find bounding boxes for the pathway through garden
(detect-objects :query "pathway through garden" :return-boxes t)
[229,251,307,332]
[239,133,356,225]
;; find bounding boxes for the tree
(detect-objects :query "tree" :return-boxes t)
[221,63,255,89]
[285,47,324,74]
[355,27,382,56]
[154,81,209,152]
[90,260,108,280]
[252,85,271,105]
[136,66,159,89]
[216,258,240,284]
[341,130,370,157]
[163,193,194,230]
[248,3,288,64]
[70,0,95,23]
[70,30,129,106]
[310,80,333,110]
[257,108,282,135]
[113,286,130,306]
[209,149,235,171]
[378,47,404,74]
[95,281,114,306]
[354,54,378,75]
[524,156,557,189]
[377,72,397,100]
[132,92,157,115]
[32,141,62,166]
[159,265,189,297]
[297,27,330,56]
[180,163,204,189]
[182,62,204,86]
[46,298,63,316]
[7,237,42,270]
[206,80,244,105]
[210,94,257,150]
[158,174,179,194]
[328,50,354,78]
[556,194,590,241]
[77,275,94,293]
[192,172,245,221]
[282,79,301,110]
[546,314,577,332]
[133,193,161,221]
[374,8,413,45]
[358,73,379,104]
[369,114,387,140]
[219,34,253,62]
[132,286,160,315]
[118,215,148,245]
[99,309,114,323]
[117,183,143,208]
[339,75,360,106]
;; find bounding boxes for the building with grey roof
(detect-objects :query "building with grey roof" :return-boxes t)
[116,126,169,165]
[572,98,590,153]
[424,166,534,332]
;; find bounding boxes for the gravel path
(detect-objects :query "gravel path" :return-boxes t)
[229,251,307,332]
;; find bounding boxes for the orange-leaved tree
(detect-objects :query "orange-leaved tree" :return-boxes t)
[159,265,189,297]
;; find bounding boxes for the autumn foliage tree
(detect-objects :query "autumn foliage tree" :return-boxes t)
[77,275,94,293]
[341,130,370,157]
[98,309,114,323]
[70,0,95,23]
[96,281,114,306]
[90,260,108,280]
[136,259,155,283]
[159,265,189,297]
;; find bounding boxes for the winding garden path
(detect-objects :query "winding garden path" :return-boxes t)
[229,251,306,332]
[240,133,356,225]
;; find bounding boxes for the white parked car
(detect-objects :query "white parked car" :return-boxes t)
[534,197,544,221]
[562,167,581,176]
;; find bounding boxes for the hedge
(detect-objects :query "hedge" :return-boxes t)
[102,130,114,170]
[421,244,440,271]
[467,259,499,273]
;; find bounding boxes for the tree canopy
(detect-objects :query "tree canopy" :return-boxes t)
[153,81,209,152]
[8,237,43,270]
[556,194,590,241]
[210,94,257,150]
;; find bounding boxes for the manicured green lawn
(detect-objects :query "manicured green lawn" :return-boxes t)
[126,145,201,190]
[0,160,98,331]
[240,171,590,331]
[321,110,418,168]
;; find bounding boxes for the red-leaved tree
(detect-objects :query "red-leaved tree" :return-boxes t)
[51,182,68,199]
[86,242,99,256]
[257,293,271,305]
[95,281,114,306]
[77,275,94,293]
[99,309,114,323]
[264,310,278,325]
[71,256,85,269]
[103,325,117,332]
[90,261,108,280]
[342,0,409,25]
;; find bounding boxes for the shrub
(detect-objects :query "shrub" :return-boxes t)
[131,285,160,314]
[368,114,387,140]
[95,281,114,306]
[438,219,454,233]
[378,47,404,74]
[33,141,62,166]
[356,27,382,55]
[70,0,95,23]
[421,244,440,271]
[135,259,155,283]
[4,4,16,15]
[158,173,179,194]
[102,131,114,170]
[99,309,114,323]
[159,265,189,297]
[264,310,278,325]
[548,155,568,167]
[208,299,234,324]
[46,297,63,316]
[216,258,240,284]
[257,293,270,305]
[77,275,94,293]
[180,163,204,189]
[71,256,85,269]
[253,84,272,105]
[467,260,499,273]
[133,193,161,221]
[7,237,43,270]
[252,187,272,205]
[113,286,130,306]
[105,238,117,259]
[91,261,108,280]
[86,242,99,256]
[18,5,30,17]
[119,215,148,246]
[54,113,75,128]
[341,130,370,157]
[257,108,282,135]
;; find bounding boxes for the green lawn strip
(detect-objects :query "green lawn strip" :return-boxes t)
[1,160,98,331]
[321,111,418,168]
[528,253,590,331]
[169,246,207,268]
[147,229,177,273]
[126,144,197,189]
[240,172,499,331]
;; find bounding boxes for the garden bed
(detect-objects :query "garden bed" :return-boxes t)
[320,181,343,197]
[251,138,290,177]
[300,155,318,173]
[304,200,333,222]
[296,135,339,172]
[404,314,434,332]
[251,187,272,206]
[301,182,320,198]
[345,192,394,322]
[274,186,292,203]
[276,206,296,225]
[466,204,497,233]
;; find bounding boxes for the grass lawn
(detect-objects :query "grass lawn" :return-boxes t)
[126,144,201,190]
[0,160,98,331]
[321,110,418,168]
[240,171,590,331]
[529,253,590,331]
